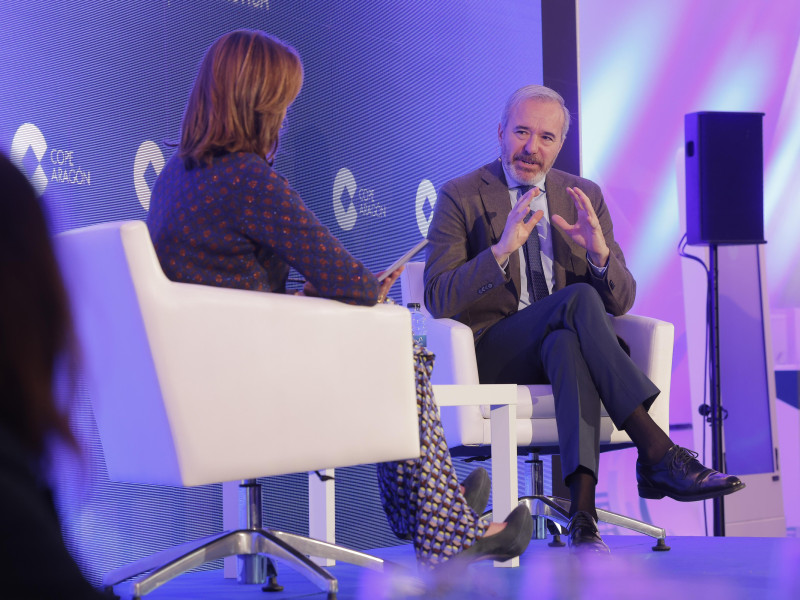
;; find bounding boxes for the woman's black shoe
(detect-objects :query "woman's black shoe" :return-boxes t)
[461,467,491,514]
[456,505,533,563]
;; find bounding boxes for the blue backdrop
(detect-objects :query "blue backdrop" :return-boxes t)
[1,0,543,584]
[2,0,542,277]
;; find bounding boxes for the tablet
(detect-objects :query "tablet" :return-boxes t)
[377,239,429,281]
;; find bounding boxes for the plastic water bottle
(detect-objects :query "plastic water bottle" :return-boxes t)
[407,303,427,347]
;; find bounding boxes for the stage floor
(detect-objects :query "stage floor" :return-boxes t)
[112,535,800,600]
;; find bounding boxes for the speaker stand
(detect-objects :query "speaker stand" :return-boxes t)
[708,244,726,536]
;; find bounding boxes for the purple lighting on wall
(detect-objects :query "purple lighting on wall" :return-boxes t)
[580,0,800,422]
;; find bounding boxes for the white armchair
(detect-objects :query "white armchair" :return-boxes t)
[56,221,420,597]
[401,261,675,550]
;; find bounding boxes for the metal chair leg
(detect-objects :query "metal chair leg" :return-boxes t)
[484,494,670,551]
[521,495,671,551]
[102,478,391,597]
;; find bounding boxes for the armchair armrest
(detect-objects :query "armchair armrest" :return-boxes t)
[610,314,674,434]
[425,317,480,385]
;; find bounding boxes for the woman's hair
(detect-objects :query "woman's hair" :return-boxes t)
[179,29,304,168]
[0,153,76,456]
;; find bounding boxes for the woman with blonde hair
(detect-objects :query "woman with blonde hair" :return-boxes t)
[147,29,532,568]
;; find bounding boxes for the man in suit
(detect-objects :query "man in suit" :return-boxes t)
[423,85,744,553]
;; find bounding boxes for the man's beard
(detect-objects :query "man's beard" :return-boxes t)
[503,151,549,186]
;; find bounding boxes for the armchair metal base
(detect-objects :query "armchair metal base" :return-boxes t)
[484,495,670,552]
[102,527,385,598]
[103,479,387,598]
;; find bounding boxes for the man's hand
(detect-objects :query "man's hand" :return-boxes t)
[376,265,404,303]
[492,187,544,265]
[551,186,610,267]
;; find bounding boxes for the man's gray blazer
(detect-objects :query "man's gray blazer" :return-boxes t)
[423,159,636,340]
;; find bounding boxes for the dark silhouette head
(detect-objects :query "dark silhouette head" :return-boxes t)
[0,153,76,457]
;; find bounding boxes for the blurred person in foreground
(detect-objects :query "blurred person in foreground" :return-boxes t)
[145,29,533,568]
[0,152,114,598]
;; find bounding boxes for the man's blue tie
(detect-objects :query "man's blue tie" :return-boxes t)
[517,186,550,302]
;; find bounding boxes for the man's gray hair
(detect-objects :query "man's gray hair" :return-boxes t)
[500,85,571,141]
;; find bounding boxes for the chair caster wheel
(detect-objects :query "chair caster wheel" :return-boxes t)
[548,533,566,547]
[262,576,284,592]
[652,537,670,551]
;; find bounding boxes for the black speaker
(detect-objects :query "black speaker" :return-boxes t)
[684,111,765,245]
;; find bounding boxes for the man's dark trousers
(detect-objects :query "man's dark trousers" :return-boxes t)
[475,283,660,479]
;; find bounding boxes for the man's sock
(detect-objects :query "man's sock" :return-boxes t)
[622,404,673,465]
[565,466,598,521]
